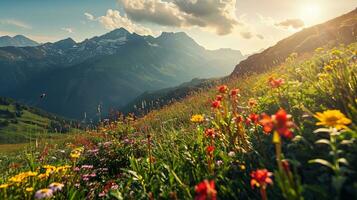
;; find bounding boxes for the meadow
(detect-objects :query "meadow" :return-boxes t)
[0,43,356,199]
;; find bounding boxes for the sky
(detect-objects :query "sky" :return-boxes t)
[0,0,356,54]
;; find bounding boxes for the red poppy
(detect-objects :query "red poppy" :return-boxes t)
[211,100,221,109]
[218,85,228,93]
[215,95,223,101]
[205,128,215,138]
[250,169,273,189]
[206,146,215,154]
[230,89,240,97]
[195,180,217,200]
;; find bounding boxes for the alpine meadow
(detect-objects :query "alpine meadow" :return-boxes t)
[0,1,356,200]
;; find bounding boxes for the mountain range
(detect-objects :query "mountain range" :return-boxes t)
[0,35,39,47]
[0,28,245,119]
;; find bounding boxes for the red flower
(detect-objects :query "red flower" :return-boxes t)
[259,113,274,133]
[206,146,215,154]
[205,128,215,138]
[249,113,259,124]
[230,89,240,97]
[273,109,294,139]
[268,77,285,88]
[282,160,290,173]
[218,85,228,93]
[195,180,217,200]
[235,115,243,123]
[211,100,221,109]
[250,169,273,189]
[259,109,294,139]
[215,95,223,101]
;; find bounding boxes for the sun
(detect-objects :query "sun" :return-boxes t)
[300,3,321,24]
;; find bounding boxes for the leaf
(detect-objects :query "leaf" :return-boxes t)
[309,159,334,170]
[109,190,123,200]
[315,139,331,145]
[337,158,349,165]
[340,140,353,145]
[313,128,330,133]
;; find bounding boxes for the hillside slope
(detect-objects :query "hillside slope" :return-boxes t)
[0,97,75,143]
[232,8,357,75]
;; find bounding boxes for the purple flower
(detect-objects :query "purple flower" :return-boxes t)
[34,189,53,199]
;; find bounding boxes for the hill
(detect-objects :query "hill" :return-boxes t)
[0,35,39,47]
[0,97,76,144]
[232,8,357,76]
[0,28,245,119]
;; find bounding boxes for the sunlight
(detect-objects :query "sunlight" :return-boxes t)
[300,3,321,24]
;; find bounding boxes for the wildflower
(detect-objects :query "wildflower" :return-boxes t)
[216,160,223,166]
[191,114,205,123]
[235,115,243,123]
[81,165,94,170]
[211,100,221,109]
[240,165,246,170]
[205,128,215,138]
[268,77,285,88]
[49,182,64,192]
[228,151,235,157]
[218,85,228,93]
[314,110,351,130]
[70,151,81,159]
[215,95,223,101]
[324,65,333,71]
[248,98,257,107]
[248,113,259,124]
[26,187,34,192]
[230,88,240,97]
[250,169,273,189]
[259,109,294,139]
[195,180,217,200]
[0,183,9,189]
[35,188,53,199]
[206,146,215,154]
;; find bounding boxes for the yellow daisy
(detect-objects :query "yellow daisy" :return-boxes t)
[314,110,351,130]
[190,114,204,123]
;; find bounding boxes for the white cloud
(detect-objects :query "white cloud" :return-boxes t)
[0,19,31,29]
[84,12,95,21]
[98,9,153,35]
[61,27,74,33]
[118,0,241,35]
[275,18,305,29]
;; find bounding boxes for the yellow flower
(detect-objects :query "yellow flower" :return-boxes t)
[38,173,49,180]
[0,183,9,189]
[26,187,34,192]
[190,114,204,123]
[324,65,333,71]
[314,110,352,130]
[9,171,38,183]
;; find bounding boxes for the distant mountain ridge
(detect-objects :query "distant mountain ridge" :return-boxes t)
[0,35,39,47]
[232,8,357,76]
[0,28,245,119]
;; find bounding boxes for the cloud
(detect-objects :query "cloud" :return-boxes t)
[0,19,31,29]
[119,0,240,35]
[61,27,74,33]
[240,31,253,39]
[275,19,304,29]
[84,12,95,21]
[98,9,153,35]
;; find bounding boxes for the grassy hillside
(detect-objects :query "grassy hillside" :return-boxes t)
[0,43,355,199]
[0,97,77,144]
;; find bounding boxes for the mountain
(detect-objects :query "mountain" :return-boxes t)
[0,35,39,47]
[0,29,245,119]
[0,97,76,143]
[232,8,357,76]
